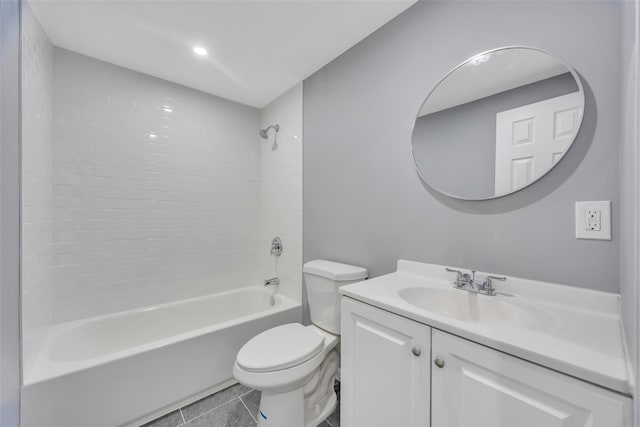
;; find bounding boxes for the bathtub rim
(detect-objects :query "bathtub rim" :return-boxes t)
[24,286,300,386]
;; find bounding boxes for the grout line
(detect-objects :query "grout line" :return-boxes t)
[182,387,241,423]
[179,406,214,425]
[239,387,255,398]
[239,396,258,424]
[148,385,252,426]
[180,396,244,426]
[215,385,253,408]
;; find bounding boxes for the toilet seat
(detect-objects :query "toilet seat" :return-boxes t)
[236,323,325,373]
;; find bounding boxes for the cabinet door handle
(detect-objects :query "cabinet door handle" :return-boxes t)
[434,357,445,368]
[411,346,421,357]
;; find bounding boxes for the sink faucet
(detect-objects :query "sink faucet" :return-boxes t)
[445,268,506,296]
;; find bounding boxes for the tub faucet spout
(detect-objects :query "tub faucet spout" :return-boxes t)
[264,277,280,287]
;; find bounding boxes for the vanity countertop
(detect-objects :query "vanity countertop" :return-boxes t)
[339,259,632,395]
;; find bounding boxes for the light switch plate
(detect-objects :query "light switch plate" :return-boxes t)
[575,201,611,240]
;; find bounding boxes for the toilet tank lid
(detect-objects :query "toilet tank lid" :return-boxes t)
[303,260,368,281]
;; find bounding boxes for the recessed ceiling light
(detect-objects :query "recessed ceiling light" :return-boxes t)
[148,133,158,139]
[193,46,207,56]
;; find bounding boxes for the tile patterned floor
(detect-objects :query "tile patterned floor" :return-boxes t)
[141,382,340,427]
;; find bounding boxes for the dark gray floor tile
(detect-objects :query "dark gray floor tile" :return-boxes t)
[239,389,260,420]
[318,421,332,427]
[181,383,251,421]
[326,403,340,427]
[140,409,183,427]
[239,389,337,427]
[327,379,340,427]
[182,399,256,427]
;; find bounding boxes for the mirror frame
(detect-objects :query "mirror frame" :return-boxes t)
[411,46,585,201]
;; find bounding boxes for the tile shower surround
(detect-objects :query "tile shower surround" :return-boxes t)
[24,0,303,335]
[51,48,263,322]
[142,382,340,427]
[21,1,54,375]
[257,84,303,304]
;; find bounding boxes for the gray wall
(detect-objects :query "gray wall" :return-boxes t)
[413,73,578,199]
[619,0,638,421]
[0,0,22,426]
[303,0,621,313]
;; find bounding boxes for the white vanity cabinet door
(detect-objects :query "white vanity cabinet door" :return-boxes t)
[341,298,430,427]
[431,330,632,427]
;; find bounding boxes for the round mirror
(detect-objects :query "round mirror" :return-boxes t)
[412,47,584,200]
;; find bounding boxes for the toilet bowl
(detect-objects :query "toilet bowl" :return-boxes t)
[233,260,367,427]
[233,324,339,426]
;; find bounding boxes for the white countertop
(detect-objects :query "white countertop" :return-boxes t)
[339,259,632,395]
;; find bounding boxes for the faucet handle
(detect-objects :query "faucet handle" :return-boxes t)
[445,268,470,288]
[445,267,463,281]
[479,275,506,295]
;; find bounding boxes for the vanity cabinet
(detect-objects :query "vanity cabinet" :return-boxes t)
[341,298,431,427]
[431,330,631,427]
[341,298,632,427]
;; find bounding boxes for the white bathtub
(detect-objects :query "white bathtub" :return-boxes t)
[21,287,301,427]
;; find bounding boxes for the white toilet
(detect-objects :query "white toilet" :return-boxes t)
[233,260,367,427]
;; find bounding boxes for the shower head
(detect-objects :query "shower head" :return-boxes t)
[259,124,279,139]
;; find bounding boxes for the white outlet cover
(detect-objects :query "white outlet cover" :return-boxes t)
[575,201,611,240]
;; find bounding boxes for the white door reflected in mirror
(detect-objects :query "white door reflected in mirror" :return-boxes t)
[412,47,585,200]
[494,91,583,195]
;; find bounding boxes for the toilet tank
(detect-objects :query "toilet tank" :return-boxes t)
[303,260,367,334]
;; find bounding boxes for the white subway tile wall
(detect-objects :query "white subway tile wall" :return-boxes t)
[258,84,303,303]
[21,2,54,376]
[51,49,264,322]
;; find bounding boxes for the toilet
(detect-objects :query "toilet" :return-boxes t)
[233,260,367,427]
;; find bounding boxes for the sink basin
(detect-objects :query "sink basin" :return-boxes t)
[398,287,554,328]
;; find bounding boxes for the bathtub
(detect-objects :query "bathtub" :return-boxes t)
[21,286,301,427]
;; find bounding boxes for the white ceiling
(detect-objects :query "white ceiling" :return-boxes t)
[30,0,417,108]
